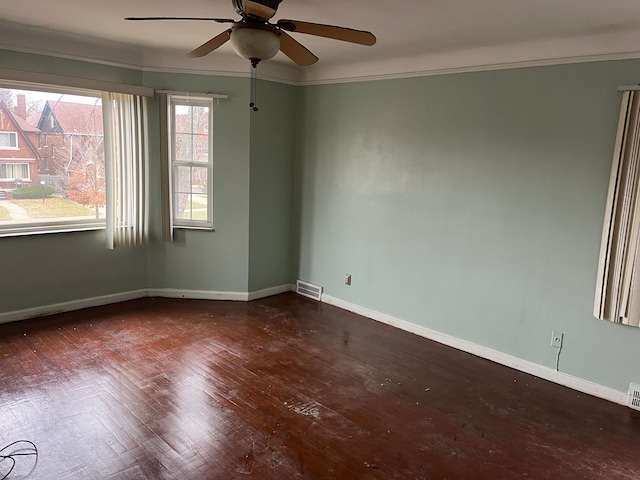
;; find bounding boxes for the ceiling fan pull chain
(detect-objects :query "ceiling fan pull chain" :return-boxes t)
[250,59,259,111]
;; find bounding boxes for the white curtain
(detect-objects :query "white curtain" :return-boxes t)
[594,90,640,327]
[103,92,149,249]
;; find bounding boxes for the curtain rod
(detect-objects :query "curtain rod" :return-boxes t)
[155,90,228,99]
[0,68,154,97]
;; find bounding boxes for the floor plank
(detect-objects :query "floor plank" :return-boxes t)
[0,293,639,479]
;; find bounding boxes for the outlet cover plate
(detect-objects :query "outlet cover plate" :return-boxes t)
[551,331,563,348]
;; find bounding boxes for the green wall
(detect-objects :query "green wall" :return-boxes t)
[248,80,297,292]
[295,60,640,392]
[143,72,253,293]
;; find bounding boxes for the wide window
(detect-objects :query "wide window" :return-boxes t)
[0,80,150,243]
[0,163,29,180]
[0,86,106,234]
[169,96,213,229]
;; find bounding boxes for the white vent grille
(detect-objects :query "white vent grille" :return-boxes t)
[296,280,323,301]
[629,384,640,411]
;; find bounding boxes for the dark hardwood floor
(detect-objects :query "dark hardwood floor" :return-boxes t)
[0,293,639,479]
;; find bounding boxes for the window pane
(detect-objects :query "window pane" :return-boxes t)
[174,165,192,193]
[173,165,208,222]
[192,106,209,134]
[174,134,194,162]
[170,97,212,228]
[174,105,192,133]
[0,132,17,148]
[194,135,209,161]
[0,87,105,232]
[192,166,208,194]
[174,193,192,220]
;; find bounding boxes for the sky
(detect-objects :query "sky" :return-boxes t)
[3,88,101,113]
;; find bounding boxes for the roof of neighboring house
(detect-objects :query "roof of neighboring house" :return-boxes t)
[0,103,42,160]
[46,100,103,135]
[27,113,40,127]
[0,102,40,134]
[12,113,40,133]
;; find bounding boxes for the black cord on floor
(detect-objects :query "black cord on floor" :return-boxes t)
[0,441,38,480]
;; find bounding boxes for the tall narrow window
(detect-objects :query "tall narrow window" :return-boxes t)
[169,96,213,230]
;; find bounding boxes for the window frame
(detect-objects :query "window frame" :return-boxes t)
[168,95,214,230]
[0,162,30,181]
[0,132,18,150]
[0,80,106,237]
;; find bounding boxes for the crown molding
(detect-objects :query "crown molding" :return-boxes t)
[3,18,640,87]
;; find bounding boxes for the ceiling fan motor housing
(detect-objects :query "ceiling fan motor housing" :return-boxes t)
[256,0,283,10]
[230,23,280,61]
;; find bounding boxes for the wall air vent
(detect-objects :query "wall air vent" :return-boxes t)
[629,384,640,411]
[296,280,323,301]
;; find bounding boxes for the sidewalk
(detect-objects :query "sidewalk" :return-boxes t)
[0,200,29,220]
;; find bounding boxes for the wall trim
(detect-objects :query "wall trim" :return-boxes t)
[4,41,640,87]
[0,289,148,325]
[147,288,249,301]
[296,51,640,86]
[0,285,295,325]
[247,284,295,301]
[147,285,294,302]
[321,293,628,406]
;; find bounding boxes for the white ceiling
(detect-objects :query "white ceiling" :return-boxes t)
[2,0,640,84]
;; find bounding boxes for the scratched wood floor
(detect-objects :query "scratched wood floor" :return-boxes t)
[0,293,639,479]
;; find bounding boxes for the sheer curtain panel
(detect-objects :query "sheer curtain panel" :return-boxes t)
[103,93,149,249]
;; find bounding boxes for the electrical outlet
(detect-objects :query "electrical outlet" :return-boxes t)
[344,274,352,286]
[551,331,563,348]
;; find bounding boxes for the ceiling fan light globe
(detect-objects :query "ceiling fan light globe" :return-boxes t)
[230,27,280,61]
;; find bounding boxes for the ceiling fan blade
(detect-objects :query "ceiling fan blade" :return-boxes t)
[187,30,232,58]
[125,17,235,23]
[277,19,376,46]
[279,31,318,66]
[242,0,278,20]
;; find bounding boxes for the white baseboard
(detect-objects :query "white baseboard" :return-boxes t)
[148,284,294,302]
[248,284,295,301]
[0,284,295,324]
[147,288,249,301]
[0,289,148,325]
[321,293,628,406]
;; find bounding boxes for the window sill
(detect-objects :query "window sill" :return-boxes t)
[0,221,105,238]
[173,225,214,232]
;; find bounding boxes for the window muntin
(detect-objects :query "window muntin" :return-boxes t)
[0,132,18,149]
[0,85,105,236]
[169,97,213,229]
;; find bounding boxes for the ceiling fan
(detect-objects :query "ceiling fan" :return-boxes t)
[125,0,377,67]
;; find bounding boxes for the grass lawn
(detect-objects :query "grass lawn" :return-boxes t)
[190,211,208,221]
[183,200,208,221]
[13,198,98,218]
[0,205,10,221]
